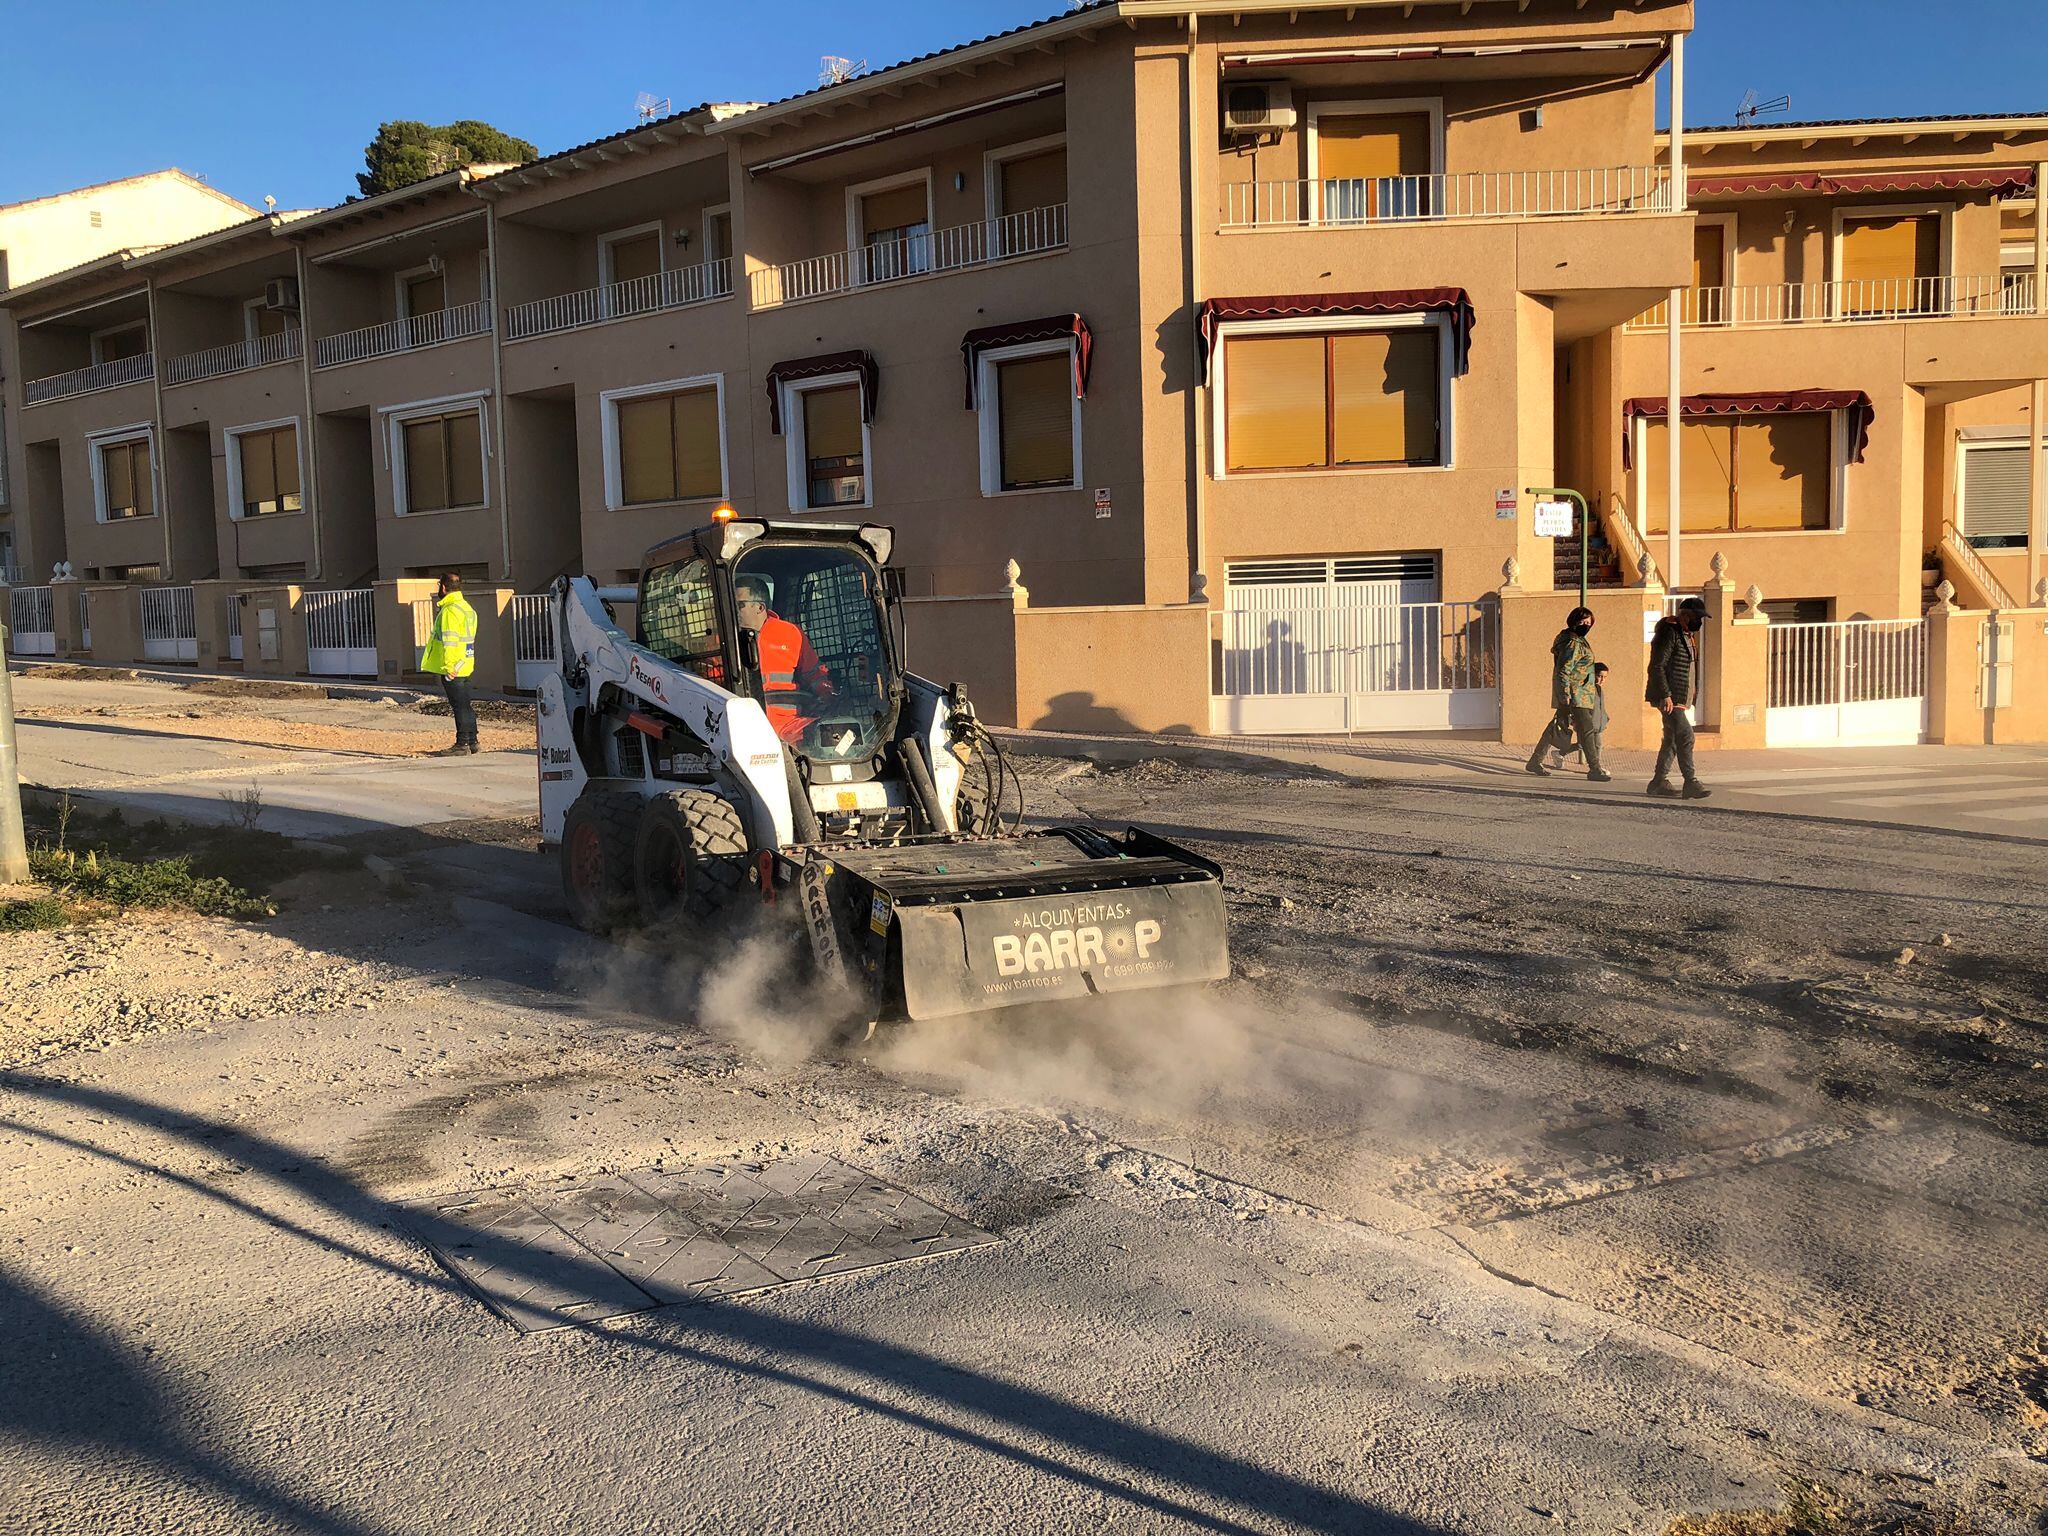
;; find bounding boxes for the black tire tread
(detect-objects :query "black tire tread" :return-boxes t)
[634,788,750,928]
[561,788,640,933]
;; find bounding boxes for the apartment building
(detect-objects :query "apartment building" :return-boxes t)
[19,0,2039,744]
[0,169,258,581]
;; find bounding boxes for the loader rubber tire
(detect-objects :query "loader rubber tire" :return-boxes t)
[560,790,639,934]
[632,788,750,931]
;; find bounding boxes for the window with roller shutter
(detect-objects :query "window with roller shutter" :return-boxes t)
[1221,326,1442,473]
[1959,441,2034,549]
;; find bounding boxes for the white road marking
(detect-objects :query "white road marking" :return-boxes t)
[1708,765,1941,784]
[1718,776,2031,798]
[1844,786,2048,809]
[1958,804,2048,824]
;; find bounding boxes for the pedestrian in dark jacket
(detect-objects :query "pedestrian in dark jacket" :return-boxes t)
[1525,606,1610,782]
[1646,596,1711,799]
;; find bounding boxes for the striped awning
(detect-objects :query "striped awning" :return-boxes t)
[1690,166,2035,199]
[1621,389,1875,468]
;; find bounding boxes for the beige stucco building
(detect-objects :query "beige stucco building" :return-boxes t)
[4,0,2045,739]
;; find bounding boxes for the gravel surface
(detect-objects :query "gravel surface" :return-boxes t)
[3,750,2043,1533]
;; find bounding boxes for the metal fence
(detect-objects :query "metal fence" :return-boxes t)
[304,589,378,676]
[1628,273,2036,331]
[751,203,1068,309]
[139,586,198,663]
[1222,165,1672,229]
[78,590,92,651]
[314,301,491,368]
[23,353,155,405]
[511,593,556,690]
[7,585,56,655]
[505,260,733,340]
[163,327,303,386]
[1766,619,1925,709]
[1220,593,1499,697]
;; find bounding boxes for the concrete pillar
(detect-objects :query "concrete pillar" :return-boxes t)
[191,579,235,671]
[1704,568,1770,750]
[2031,377,2046,599]
[241,586,306,678]
[374,578,440,685]
[1923,591,1988,746]
[80,585,140,665]
[50,582,87,659]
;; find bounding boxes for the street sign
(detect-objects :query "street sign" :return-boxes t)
[1493,487,1518,520]
[1093,487,1113,519]
[1533,499,1575,538]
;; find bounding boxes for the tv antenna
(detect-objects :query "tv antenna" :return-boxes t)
[634,92,671,124]
[1735,89,1790,126]
[819,55,866,86]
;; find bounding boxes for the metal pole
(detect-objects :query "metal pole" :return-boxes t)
[1525,486,1591,606]
[0,583,30,884]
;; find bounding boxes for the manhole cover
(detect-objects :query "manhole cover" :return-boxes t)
[403,1155,996,1333]
[1805,979,1991,1029]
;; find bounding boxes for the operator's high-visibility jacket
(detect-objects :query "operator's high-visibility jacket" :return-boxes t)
[757,612,830,740]
[420,591,478,679]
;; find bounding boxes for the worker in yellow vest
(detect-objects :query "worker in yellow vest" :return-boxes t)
[420,573,479,756]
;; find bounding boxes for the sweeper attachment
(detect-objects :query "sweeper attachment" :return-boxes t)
[536,514,1227,1027]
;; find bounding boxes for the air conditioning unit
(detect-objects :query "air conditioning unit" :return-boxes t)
[262,276,300,312]
[1224,81,1296,136]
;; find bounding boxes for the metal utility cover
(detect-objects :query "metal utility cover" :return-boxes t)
[403,1155,995,1333]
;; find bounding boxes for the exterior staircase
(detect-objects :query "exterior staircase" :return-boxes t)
[1553,504,1624,591]
[1931,520,2019,611]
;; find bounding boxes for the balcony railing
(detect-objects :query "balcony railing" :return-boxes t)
[314,300,492,368]
[505,259,733,341]
[1222,166,1673,230]
[1626,274,2039,330]
[23,352,155,405]
[163,328,304,386]
[751,203,1068,310]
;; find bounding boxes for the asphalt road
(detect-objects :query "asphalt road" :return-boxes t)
[3,740,2044,1532]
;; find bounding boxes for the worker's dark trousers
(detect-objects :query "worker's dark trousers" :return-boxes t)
[1527,708,1603,776]
[1652,708,1698,787]
[441,676,477,749]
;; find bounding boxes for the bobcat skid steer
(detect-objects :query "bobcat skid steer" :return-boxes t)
[536,513,1227,1026]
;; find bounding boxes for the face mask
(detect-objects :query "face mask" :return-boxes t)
[1574,622,1593,636]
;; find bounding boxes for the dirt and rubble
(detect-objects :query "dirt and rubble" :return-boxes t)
[2,745,2044,1533]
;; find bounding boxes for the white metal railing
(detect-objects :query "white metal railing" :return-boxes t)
[23,353,155,405]
[164,328,303,386]
[505,260,733,340]
[1223,166,1673,230]
[139,585,199,663]
[7,585,57,655]
[1939,519,2020,608]
[78,590,92,651]
[510,593,557,690]
[1628,273,2037,331]
[1767,619,1925,709]
[1604,495,1653,584]
[314,301,491,368]
[225,594,244,662]
[752,203,1068,309]
[304,588,378,675]
[1221,594,1499,697]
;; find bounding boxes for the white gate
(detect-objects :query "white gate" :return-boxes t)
[305,588,377,676]
[1765,619,1926,747]
[78,591,92,651]
[511,593,556,690]
[225,595,244,662]
[7,585,56,656]
[139,586,199,663]
[1214,562,1499,734]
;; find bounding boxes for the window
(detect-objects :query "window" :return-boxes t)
[398,266,446,318]
[1690,215,1735,324]
[244,298,298,343]
[850,173,931,282]
[1958,441,2033,549]
[703,206,732,266]
[1836,209,1941,315]
[1309,102,1437,222]
[986,137,1067,257]
[230,422,302,518]
[398,408,486,515]
[605,378,725,509]
[785,380,867,510]
[976,342,1081,495]
[1641,413,1837,534]
[1221,325,1443,474]
[639,555,727,684]
[92,431,154,521]
[603,226,663,287]
[91,323,148,364]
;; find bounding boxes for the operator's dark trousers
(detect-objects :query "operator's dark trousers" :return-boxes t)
[1652,707,1698,787]
[1527,708,1603,776]
[441,676,477,749]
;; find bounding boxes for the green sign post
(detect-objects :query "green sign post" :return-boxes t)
[1525,485,1592,608]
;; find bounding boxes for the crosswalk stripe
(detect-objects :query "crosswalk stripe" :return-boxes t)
[1960,804,2048,824]
[1709,765,1941,784]
[1845,785,2048,809]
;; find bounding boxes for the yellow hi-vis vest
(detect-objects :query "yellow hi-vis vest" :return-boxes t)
[421,592,477,678]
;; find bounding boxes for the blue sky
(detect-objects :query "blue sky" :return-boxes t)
[3,0,2045,212]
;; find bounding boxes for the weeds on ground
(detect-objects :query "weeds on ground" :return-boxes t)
[27,844,272,920]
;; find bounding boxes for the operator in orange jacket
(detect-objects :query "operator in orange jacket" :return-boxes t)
[735,576,831,742]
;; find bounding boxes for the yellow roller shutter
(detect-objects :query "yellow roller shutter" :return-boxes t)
[1330,329,1438,465]
[1225,335,1327,471]
[671,387,723,501]
[997,353,1075,490]
[1315,112,1431,181]
[446,411,484,507]
[999,148,1067,216]
[608,231,662,285]
[239,429,277,515]
[1731,415,1831,530]
[405,418,449,512]
[861,183,929,237]
[1641,418,1737,534]
[1839,213,1939,313]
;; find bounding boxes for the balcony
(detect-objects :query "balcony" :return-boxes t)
[505,259,733,341]
[313,300,492,369]
[1222,166,1674,231]
[750,204,1067,311]
[163,328,304,387]
[1625,274,2039,331]
[23,352,155,406]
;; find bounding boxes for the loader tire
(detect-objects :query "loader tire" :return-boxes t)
[560,790,639,934]
[632,788,750,931]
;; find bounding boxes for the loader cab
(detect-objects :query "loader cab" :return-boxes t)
[636,522,900,771]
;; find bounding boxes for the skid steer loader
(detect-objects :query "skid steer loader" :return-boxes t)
[536,512,1228,1026]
